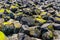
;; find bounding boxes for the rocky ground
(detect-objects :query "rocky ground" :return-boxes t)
[0,0,60,40]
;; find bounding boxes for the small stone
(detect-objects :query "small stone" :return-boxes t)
[42,30,53,40]
[8,34,18,40]
[41,23,51,28]
[0,18,4,24]
[21,17,35,26]
[14,21,22,28]
[29,27,40,37]
[22,25,29,30]
[18,33,26,40]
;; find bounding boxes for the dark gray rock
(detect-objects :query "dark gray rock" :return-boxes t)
[21,17,35,26]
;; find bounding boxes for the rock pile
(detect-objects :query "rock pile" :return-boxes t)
[0,0,60,40]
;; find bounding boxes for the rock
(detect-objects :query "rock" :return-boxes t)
[31,37,42,40]
[41,23,51,28]
[18,33,27,40]
[54,17,60,23]
[0,18,4,24]
[22,25,29,30]
[14,21,22,28]
[3,19,14,26]
[18,33,41,40]
[29,27,40,37]
[42,30,53,40]
[32,38,42,40]
[2,25,14,36]
[34,9,41,15]
[0,31,9,40]
[53,23,60,30]
[24,35,32,40]
[53,30,60,40]
[8,34,18,40]
[9,13,15,19]
[0,1,60,40]
[8,19,14,23]
[21,17,35,26]
[35,16,46,24]
[19,25,30,35]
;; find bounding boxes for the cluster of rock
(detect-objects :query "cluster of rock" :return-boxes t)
[0,0,60,40]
